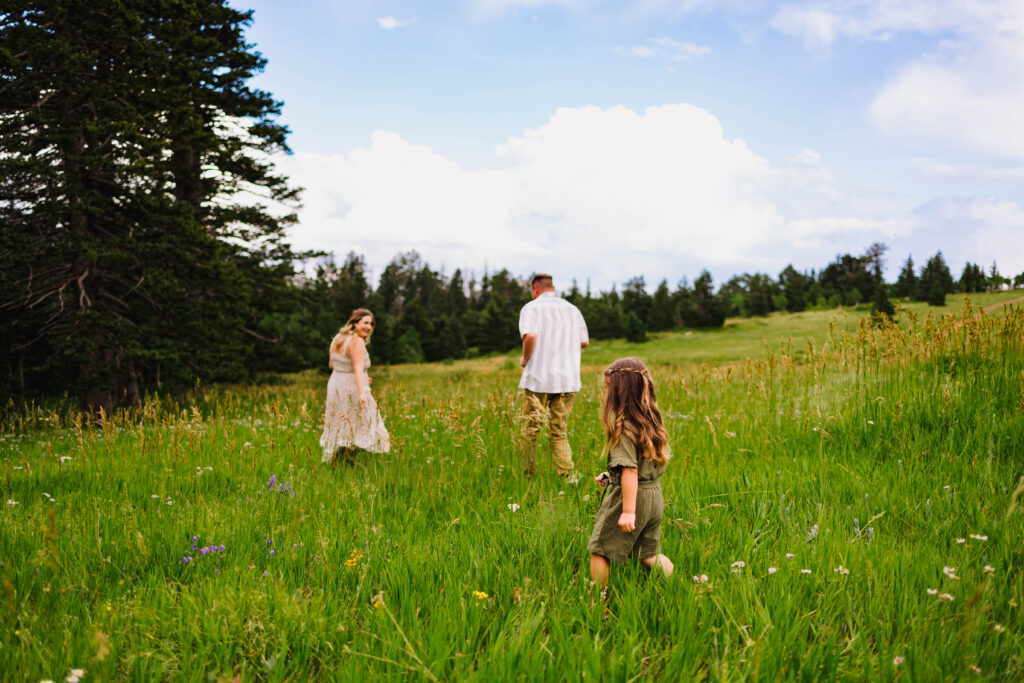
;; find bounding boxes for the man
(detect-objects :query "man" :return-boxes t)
[518,273,589,478]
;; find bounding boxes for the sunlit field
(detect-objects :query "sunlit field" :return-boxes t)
[3,294,1023,681]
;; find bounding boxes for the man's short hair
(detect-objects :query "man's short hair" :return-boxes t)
[530,273,554,289]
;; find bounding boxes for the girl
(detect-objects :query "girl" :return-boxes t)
[320,308,390,464]
[588,357,674,585]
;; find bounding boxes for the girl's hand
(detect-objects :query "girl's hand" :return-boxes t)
[595,471,610,487]
[617,512,636,532]
[358,393,368,409]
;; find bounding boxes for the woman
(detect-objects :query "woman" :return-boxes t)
[320,308,390,464]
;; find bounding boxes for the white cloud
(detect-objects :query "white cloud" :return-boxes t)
[907,197,1024,277]
[869,33,1024,161]
[377,16,416,30]
[771,2,1024,162]
[917,160,1024,184]
[614,38,710,62]
[276,104,1021,288]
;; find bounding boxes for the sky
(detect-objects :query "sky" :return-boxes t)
[234,0,1024,291]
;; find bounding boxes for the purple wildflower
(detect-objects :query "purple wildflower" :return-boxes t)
[269,550,275,556]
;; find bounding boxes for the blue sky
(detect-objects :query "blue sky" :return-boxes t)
[235,0,1024,290]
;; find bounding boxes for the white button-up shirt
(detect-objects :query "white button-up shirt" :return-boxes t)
[518,292,589,393]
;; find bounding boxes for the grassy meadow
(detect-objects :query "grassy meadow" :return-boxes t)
[2,293,1024,681]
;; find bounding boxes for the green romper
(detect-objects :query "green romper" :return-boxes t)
[587,431,668,562]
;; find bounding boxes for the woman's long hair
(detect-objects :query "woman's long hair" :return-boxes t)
[330,308,375,353]
[601,357,670,466]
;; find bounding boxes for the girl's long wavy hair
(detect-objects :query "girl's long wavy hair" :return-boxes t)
[601,357,670,466]
[330,308,375,353]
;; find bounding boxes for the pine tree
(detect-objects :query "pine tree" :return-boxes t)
[0,1,304,408]
[624,311,647,343]
[894,256,918,299]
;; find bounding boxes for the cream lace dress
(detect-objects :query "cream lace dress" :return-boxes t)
[320,337,390,461]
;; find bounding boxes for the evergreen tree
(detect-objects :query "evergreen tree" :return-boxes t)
[1,0,304,408]
[621,276,652,326]
[894,256,918,299]
[648,279,677,331]
[778,265,809,312]
[918,252,953,304]
[687,271,726,328]
[958,262,986,293]
[624,312,647,343]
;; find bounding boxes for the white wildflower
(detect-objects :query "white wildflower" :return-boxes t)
[969,534,987,541]
[955,538,966,544]
[507,503,520,512]
[943,566,959,580]
[926,588,938,595]
[834,565,850,575]
[893,656,904,665]
[692,574,709,584]
[60,456,71,463]
[993,624,1005,632]
[6,500,17,506]
[730,560,745,569]
[768,567,777,574]
[800,569,812,574]
[938,593,955,601]
[785,553,795,559]
[983,565,995,575]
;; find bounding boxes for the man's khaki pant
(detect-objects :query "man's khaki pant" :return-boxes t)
[520,389,576,476]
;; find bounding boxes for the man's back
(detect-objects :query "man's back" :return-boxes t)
[518,293,589,394]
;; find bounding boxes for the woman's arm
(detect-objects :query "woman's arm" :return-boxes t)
[348,337,369,408]
[617,467,638,532]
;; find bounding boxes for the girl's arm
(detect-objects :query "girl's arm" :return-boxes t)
[617,467,638,532]
[348,337,369,408]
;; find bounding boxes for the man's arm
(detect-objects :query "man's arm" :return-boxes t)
[520,333,537,368]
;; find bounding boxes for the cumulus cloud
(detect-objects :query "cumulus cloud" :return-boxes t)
[276,103,1001,287]
[376,16,416,30]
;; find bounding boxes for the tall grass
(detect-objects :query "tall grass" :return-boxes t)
[2,299,1022,680]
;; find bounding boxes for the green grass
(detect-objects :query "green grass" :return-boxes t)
[2,294,1023,681]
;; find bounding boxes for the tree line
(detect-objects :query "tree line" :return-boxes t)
[288,245,1021,368]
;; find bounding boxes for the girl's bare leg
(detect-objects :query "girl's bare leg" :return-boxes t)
[590,553,610,586]
[641,554,674,576]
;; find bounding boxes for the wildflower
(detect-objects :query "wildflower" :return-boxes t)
[558,491,565,496]
[970,665,981,674]
[867,420,874,425]
[730,560,745,569]
[955,538,966,544]
[6,500,18,506]
[938,593,954,602]
[943,485,951,490]
[785,553,795,559]
[692,574,709,583]
[926,588,938,595]
[60,456,72,463]
[834,565,850,575]
[768,567,777,574]
[806,524,819,541]
[262,571,269,577]
[893,656,904,666]
[269,550,274,556]
[165,500,172,506]
[943,566,959,580]
[969,534,988,541]
[472,590,488,601]
[983,565,995,575]
[993,624,1005,632]
[267,539,273,547]
[151,495,159,499]
[507,503,520,512]
[801,569,812,575]
[373,599,384,609]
